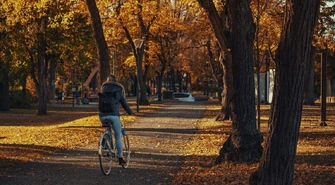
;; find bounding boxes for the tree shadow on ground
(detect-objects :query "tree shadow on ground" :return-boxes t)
[0,108,97,126]
[296,153,335,166]
[0,146,201,185]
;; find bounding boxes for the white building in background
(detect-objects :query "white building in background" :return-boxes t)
[255,69,275,103]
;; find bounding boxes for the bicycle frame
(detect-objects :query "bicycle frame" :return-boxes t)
[98,115,130,175]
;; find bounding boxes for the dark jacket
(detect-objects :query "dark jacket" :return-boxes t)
[99,81,133,117]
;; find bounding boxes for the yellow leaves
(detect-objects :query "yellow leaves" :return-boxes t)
[171,103,335,185]
[123,55,137,67]
[0,108,100,162]
[0,103,161,164]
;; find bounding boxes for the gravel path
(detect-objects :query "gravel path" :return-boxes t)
[1,102,206,185]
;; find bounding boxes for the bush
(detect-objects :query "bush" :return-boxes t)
[9,90,33,108]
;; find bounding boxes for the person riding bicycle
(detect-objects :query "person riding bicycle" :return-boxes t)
[99,74,134,165]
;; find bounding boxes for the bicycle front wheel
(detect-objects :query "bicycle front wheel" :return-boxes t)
[122,133,130,168]
[99,132,113,175]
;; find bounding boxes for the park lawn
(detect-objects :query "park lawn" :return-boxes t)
[1,101,334,184]
[0,103,162,167]
[171,102,335,185]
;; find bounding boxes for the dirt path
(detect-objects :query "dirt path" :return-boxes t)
[1,102,206,185]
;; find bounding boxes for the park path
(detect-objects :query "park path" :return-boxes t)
[1,101,206,185]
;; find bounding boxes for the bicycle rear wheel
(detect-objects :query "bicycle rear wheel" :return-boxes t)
[98,132,113,175]
[122,133,130,168]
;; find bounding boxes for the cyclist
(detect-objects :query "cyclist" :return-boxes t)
[99,74,134,165]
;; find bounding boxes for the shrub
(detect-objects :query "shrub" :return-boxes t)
[9,90,33,108]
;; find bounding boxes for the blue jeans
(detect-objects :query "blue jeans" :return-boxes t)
[99,115,123,158]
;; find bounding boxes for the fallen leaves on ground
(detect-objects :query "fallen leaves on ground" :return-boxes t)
[0,103,160,165]
[171,102,335,185]
[1,102,334,184]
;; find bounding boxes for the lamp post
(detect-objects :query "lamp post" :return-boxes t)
[265,50,270,104]
[320,52,327,126]
[134,38,144,112]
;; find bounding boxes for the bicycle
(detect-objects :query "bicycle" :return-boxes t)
[98,115,130,175]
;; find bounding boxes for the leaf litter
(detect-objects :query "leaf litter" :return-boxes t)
[1,103,334,184]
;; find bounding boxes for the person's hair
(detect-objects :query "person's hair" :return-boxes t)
[107,74,116,82]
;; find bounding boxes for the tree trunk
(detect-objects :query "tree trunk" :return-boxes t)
[220,57,233,120]
[198,1,233,121]
[85,0,110,84]
[37,16,48,115]
[216,0,263,164]
[205,40,230,120]
[198,0,263,163]
[157,74,163,101]
[136,47,149,105]
[251,1,320,185]
[49,58,56,104]
[304,46,316,105]
[0,68,10,111]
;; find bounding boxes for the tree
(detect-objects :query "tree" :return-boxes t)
[36,16,48,115]
[311,1,335,101]
[250,1,320,184]
[198,0,263,163]
[85,0,110,84]
[197,0,234,121]
[0,60,10,111]
[0,15,10,111]
[117,0,158,105]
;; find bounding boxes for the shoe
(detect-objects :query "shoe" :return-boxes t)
[119,157,126,165]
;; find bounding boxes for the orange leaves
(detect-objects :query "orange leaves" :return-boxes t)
[0,103,158,164]
[171,102,335,185]
[0,108,100,163]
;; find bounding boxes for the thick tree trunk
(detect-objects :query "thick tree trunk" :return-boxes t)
[199,0,263,163]
[251,1,320,185]
[37,16,48,115]
[85,0,110,84]
[216,0,263,163]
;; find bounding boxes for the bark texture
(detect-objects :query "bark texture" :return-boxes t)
[0,69,10,111]
[197,0,234,121]
[37,16,48,115]
[251,1,320,184]
[304,46,316,105]
[85,0,110,84]
[216,0,263,163]
[198,0,263,163]
[220,57,233,120]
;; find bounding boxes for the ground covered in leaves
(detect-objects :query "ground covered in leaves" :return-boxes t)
[1,101,334,184]
[0,102,159,170]
[171,101,335,185]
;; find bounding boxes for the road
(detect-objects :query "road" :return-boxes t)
[1,101,206,185]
